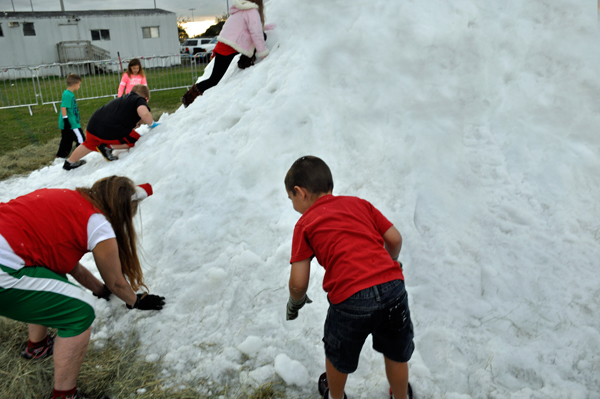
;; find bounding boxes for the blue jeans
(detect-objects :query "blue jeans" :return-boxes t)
[323,279,414,374]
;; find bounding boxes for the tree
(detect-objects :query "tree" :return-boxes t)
[177,17,190,42]
[199,13,228,38]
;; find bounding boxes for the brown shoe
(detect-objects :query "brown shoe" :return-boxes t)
[181,84,202,108]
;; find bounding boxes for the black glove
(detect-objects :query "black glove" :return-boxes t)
[126,293,166,310]
[93,284,111,301]
[63,116,72,131]
[286,294,312,321]
[238,53,256,69]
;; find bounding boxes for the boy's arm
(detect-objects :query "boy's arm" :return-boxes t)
[137,105,154,126]
[383,225,402,261]
[60,106,71,130]
[286,258,312,320]
[289,258,311,300]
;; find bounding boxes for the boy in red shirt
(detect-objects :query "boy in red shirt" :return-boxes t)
[285,156,414,399]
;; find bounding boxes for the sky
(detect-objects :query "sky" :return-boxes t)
[3,0,225,20]
[1,0,600,398]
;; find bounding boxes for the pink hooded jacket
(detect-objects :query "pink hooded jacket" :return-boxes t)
[217,0,269,58]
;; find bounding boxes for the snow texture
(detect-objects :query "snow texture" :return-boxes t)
[1,0,600,398]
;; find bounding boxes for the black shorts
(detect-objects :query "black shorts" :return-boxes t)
[323,279,414,373]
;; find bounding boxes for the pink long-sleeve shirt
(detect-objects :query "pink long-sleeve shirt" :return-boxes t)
[118,73,147,97]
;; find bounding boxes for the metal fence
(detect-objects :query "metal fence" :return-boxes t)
[0,54,207,115]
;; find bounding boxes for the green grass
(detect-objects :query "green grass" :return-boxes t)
[0,317,284,399]
[0,88,186,181]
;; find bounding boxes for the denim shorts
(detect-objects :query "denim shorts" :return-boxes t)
[323,279,414,374]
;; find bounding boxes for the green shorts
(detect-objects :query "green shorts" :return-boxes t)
[0,264,96,337]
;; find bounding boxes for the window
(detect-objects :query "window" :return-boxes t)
[23,22,36,36]
[91,29,110,41]
[9,22,19,28]
[142,26,160,39]
[0,24,3,37]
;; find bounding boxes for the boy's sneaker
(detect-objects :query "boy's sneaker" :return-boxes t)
[96,144,118,161]
[21,335,55,360]
[389,383,413,399]
[318,372,347,399]
[63,160,86,170]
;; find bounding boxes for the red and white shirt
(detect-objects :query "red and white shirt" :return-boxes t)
[291,195,403,304]
[0,189,115,274]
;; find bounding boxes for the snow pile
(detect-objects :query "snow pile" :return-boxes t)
[2,0,600,397]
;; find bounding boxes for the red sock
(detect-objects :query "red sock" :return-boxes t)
[28,335,48,350]
[52,387,77,399]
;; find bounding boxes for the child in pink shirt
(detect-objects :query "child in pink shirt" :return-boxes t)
[118,58,147,97]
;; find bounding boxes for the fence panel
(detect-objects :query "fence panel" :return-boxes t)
[2,54,206,114]
[0,66,38,115]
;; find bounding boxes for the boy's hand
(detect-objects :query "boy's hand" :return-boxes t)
[63,117,72,131]
[286,294,312,320]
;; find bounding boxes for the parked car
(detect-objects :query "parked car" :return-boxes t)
[180,38,214,55]
[193,37,219,62]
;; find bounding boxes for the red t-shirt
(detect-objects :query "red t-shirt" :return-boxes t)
[0,189,100,274]
[290,195,403,304]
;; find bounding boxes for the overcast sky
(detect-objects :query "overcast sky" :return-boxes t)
[3,0,226,21]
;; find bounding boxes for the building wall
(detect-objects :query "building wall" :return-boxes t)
[0,11,179,67]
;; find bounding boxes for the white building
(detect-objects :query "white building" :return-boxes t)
[0,9,179,67]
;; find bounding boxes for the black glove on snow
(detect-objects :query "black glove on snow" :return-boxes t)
[63,116,72,131]
[127,293,166,310]
[286,294,312,321]
[93,284,111,301]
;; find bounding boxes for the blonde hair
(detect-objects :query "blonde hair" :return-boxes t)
[77,176,147,292]
[126,58,145,78]
[66,74,81,86]
[131,84,150,99]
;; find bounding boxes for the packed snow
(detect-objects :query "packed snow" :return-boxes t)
[2,0,600,398]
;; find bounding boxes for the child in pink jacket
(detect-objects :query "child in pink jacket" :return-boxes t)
[181,0,270,107]
[118,58,148,97]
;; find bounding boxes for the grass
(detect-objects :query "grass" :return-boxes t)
[0,317,284,399]
[0,88,185,181]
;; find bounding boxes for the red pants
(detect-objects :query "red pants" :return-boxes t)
[82,130,140,151]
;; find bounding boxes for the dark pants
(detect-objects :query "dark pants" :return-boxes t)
[196,52,239,94]
[56,128,85,158]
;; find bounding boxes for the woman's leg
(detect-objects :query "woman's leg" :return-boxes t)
[196,52,238,93]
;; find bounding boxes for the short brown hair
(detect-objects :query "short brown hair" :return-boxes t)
[66,74,81,86]
[285,156,334,195]
[131,84,150,99]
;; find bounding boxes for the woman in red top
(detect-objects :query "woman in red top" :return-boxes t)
[0,176,165,399]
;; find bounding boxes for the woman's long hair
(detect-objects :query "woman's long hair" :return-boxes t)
[248,0,265,26]
[77,176,146,292]
[126,58,145,78]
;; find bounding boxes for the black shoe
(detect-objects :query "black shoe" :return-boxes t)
[96,144,118,161]
[63,160,86,170]
[21,335,55,360]
[181,84,202,108]
[318,372,347,399]
[51,389,110,399]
